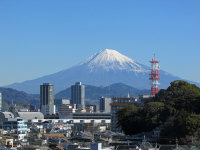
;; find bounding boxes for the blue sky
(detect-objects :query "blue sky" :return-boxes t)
[0,0,200,86]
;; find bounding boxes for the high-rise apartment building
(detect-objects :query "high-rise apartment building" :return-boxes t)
[71,82,85,110]
[99,97,111,113]
[40,83,55,115]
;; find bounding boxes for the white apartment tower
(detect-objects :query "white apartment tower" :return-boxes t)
[71,82,85,110]
[99,97,111,113]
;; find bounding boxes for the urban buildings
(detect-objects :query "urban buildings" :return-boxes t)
[110,97,137,133]
[71,82,85,110]
[85,105,98,112]
[59,104,76,115]
[99,96,111,113]
[3,119,27,140]
[40,83,56,115]
[85,105,96,113]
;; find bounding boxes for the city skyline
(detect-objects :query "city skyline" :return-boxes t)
[0,0,200,86]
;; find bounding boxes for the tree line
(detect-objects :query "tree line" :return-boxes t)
[117,80,200,145]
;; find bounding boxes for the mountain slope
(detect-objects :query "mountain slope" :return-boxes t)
[6,49,198,94]
[0,87,39,107]
[55,83,150,105]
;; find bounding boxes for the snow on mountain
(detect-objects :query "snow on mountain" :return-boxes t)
[6,49,197,94]
[80,49,147,72]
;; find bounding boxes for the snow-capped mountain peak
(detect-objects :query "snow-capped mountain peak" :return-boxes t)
[80,49,147,72]
[6,48,194,94]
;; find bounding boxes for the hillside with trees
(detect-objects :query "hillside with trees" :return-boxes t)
[0,87,39,109]
[117,80,200,145]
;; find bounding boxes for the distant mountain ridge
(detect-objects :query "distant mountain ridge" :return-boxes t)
[0,83,150,107]
[6,49,200,94]
[0,87,39,107]
[55,83,150,104]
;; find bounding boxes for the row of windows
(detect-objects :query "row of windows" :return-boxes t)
[112,99,136,103]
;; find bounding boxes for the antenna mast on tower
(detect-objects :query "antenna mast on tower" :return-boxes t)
[149,54,160,96]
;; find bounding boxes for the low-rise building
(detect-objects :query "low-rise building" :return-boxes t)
[59,104,76,115]
[0,112,44,123]
[3,119,27,140]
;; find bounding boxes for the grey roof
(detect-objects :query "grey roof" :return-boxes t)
[0,112,44,121]
[0,112,17,121]
[18,112,44,120]
[1,112,15,119]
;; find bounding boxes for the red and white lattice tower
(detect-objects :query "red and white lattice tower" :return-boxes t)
[149,54,160,96]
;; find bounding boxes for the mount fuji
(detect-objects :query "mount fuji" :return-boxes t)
[5,49,197,94]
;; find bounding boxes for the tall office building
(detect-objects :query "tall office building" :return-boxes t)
[99,97,111,113]
[40,83,55,115]
[71,82,85,109]
[0,92,2,112]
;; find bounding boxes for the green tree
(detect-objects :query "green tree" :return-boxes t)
[144,102,165,129]
[117,104,145,135]
[165,80,200,112]
[117,80,200,143]
[185,113,200,135]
